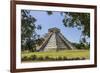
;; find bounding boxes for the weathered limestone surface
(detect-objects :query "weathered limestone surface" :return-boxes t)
[39,27,76,51]
[44,33,57,51]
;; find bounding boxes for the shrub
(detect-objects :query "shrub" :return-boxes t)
[81,57,86,60]
[75,57,80,60]
[22,56,29,61]
[45,56,50,60]
[57,56,63,60]
[37,56,44,61]
[63,57,68,60]
[30,55,37,60]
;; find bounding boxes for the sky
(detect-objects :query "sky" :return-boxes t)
[29,10,85,43]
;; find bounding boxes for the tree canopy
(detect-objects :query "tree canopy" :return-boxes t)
[21,10,90,51]
[21,10,42,51]
[47,11,90,44]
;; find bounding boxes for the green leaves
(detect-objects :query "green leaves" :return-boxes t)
[46,11,90,46]
[21,10,42,51]
[62,12,90,45]
[46,11,53,15]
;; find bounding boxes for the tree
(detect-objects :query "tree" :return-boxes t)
[47,11,90,45]
[21,10,42,51]
[72,42,90,50]
[63,12,90,37]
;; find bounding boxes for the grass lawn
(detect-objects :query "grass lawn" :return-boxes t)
[21,50,90,62]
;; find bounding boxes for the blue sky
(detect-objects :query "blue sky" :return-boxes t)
[30,10,83,43]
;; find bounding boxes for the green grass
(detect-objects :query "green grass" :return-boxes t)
[21,50,90,62]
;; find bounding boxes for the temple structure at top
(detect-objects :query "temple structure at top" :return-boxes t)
[38,27,77,51]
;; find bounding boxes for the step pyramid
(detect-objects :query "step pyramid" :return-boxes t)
[38,27,76,51]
